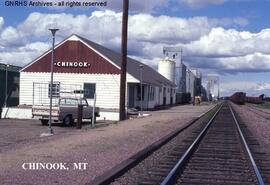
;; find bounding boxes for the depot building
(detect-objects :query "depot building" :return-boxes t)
[19,34,176,120]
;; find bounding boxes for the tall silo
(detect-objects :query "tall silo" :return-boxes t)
[158,59,176,83]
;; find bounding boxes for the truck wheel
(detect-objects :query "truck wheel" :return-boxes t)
[63,115,73,126]
[41,120,48,126]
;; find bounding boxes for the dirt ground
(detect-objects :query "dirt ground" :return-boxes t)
[0,104,214,185]
[0,119,76,151]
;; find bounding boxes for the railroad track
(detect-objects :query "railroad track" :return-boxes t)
[245,104,270,121]
[91,102,268,185]
[161,103,265,185]
[90,104,220,185]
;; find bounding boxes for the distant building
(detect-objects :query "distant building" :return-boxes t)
[176,63,187,93]
[186,69,202,101]
[201,85,208,101]
[163,47,186,93]
[0,63,21,108]
[207,74,219,101]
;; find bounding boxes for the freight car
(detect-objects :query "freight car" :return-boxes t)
[230,92,246,105]
[246,94,264,104]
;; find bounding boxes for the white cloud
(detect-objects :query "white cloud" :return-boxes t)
[0,26,24,46]
[129,15,213,44]
[3,11,250,47]
[16,11,122,43]
[0,10,269,75]
[218,53,270,71]
[0,11,218,65]
[256,83,270,91]
[0,42,50,65]
[221,81,270,96]
[185,27,270,57]
[1,10,270,98]
[221,81,256,93]
[16,11,237,45]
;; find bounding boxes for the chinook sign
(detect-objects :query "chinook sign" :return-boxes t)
[54,62,91,68]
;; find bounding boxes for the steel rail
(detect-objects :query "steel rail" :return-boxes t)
[160,103,265,185]
[160,103,224,185]
[229,105,265,185]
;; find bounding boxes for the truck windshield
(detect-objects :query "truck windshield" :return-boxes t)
[60,98,78,105]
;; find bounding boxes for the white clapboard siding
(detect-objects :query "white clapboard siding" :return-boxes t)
[132,84,176,109]
[155,85,176,106]
[20,72,139,109]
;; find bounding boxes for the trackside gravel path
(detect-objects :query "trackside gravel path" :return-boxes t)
[0,104,214,185]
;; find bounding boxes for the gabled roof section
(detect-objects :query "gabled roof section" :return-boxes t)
[21,34,120,74]
[21,34,175,86]
[77,35,175,86]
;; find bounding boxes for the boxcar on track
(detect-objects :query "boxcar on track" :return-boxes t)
[230,92,246,105]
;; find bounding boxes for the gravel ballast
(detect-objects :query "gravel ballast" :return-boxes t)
[232,103,270,154]
[110,105,219,185]
[231,103,270,184]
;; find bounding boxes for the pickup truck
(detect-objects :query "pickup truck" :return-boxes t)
[32,97,100,126]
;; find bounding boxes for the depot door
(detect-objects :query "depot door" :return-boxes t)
[128,85,135,108]
[163,87,166,105]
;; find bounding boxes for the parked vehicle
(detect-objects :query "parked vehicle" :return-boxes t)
[32,97,100,126]
[194,96,202,105]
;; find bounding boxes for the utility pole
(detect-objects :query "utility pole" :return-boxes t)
[119,0,129,121]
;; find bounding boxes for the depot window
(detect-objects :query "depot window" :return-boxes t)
[48,82,60,98]
[84,83,96,99]
[149,86,155,101]
[137,85,145,101]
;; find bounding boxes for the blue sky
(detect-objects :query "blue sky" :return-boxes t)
[0,0,270,96]
[1,1,270,32]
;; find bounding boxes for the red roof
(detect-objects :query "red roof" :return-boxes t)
[22,34,175,86]
[22,39,120,74]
